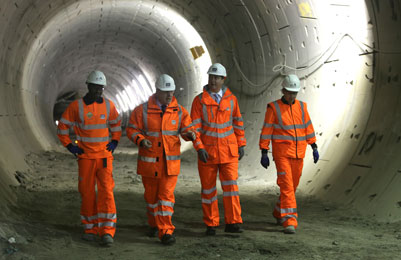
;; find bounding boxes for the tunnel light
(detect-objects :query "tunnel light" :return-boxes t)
[55,120,59,126]
[138,74,154,96]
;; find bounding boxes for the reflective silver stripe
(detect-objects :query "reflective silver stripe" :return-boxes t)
[229,99,234,123]
[202,187,216,195]
[78,99,84,123]
[81,215,98,221]
[98,213,117,219]
[192,118,202,125]
[177,105,182,132]
[84,224,95,229]
[79,123,108,130]
[148,200,175,208]
[105,98,110,120]
[300,101,305,126]
[146,131,160,137]
[202,120,231,129]
[223,191,239,197]
[200,128,234,138]
[203,103,208,122]
[195,141,201,146]
[110,126,122,132]
[57,129,69,135]
[98,221,116,228]
[181,122,194,132]
[282,214,298,221]
[76,136,109,142]
[159,200,174,208]
[233,125,244,130]
[276,124,308,130]
[166,155,180,161]
[233,117,243,122]
[143,102,148,133]
[273,101,283,127]
[128,123,138,129]
[264,123,274,128]
[162,130,179,136]
[108,115,121,124]
[305,120,312,128]
[221,180,237,186]
[139,156,157,163]
[149,211,173,216]
[279,208,297,214]
[278,172,286,175]
[260,134,272,140]
[306,132,316,139]
[202,196,218,204]
[60,117,75,126]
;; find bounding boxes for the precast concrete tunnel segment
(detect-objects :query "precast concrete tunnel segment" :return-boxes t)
[0,0,401,224]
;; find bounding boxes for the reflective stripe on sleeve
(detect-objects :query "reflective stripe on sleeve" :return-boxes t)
[166,155,180,161]
[60,117,75,126]
[110,126,122,132]
[200,128,234,138]
[57,129,69,135]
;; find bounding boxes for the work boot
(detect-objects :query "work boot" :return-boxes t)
[283,225,296,234]
[99,234,114,247]
[147,227,158,238]
[224,224,243,233]
[161,234,176,245]
[205,226,216,236]
[81,233,96,242]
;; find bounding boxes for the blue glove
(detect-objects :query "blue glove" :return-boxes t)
[238,146,245,160]
[260,153,270,169]
[106,140,118,153]
[313,149,319,163]
[67,143,84,156]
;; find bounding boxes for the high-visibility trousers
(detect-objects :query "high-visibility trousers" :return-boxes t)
[272,157,304,228]
[78,157,117,237]
[198,162,242,227]
[141,169,178,240]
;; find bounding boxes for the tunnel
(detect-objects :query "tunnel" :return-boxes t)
[0,0,401,256]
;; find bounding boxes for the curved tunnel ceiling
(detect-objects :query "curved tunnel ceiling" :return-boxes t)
[0,0,400,222]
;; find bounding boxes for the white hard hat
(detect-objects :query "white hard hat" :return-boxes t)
[282,74,301,92]
[86,70,107,86]
[155,74,175,91]
[207,63,227,77]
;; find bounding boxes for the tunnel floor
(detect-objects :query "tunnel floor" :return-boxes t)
[2,149,401,259]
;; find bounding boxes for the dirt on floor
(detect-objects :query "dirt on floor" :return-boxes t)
[1,147,401,260]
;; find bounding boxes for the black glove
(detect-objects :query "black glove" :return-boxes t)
[260,152,269,169]
[106,140,118,153]
[313,149,319,164]
[238,146,245,160]
[67,143,84,156]
[197,149,209,163]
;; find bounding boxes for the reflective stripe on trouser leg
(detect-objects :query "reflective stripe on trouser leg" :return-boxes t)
[78,158,99,235]
[96,157,117,237]
[219,162,242,224]
[142,170,178,240]
[198,163,219,226]
[273,157,303,228]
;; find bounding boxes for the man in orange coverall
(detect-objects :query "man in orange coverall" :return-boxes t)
[259,74,319,234]
[57,70,122,246]
[190,63,246,236]
[126,74,196,245]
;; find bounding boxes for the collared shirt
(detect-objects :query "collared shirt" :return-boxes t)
[211,89,223,104]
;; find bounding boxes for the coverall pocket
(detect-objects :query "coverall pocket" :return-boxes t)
[228,143,239,157]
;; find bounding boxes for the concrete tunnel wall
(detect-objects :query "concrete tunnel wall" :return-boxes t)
[0,0,400,222]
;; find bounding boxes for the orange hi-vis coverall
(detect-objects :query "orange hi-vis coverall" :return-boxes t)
[191,85,246,227]
[57,97,121,237]
[259,97,316,229]
[126,95,195,239]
